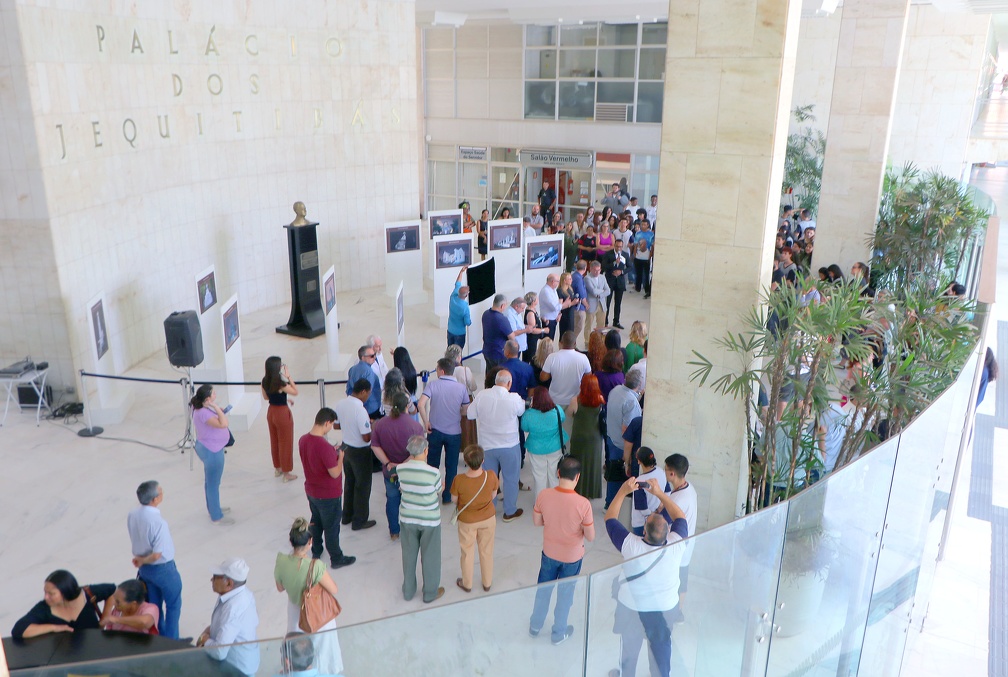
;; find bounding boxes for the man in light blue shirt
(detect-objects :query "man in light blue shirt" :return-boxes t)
[447,266,471,349]
[506,297,529,355]
[127,480,183,638]
[198,557,260,677]
[346,345,382,417]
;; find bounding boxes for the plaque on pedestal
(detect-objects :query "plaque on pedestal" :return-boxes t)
[277,221,326,338]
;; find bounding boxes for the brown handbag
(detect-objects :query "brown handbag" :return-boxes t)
[298,559,342,633]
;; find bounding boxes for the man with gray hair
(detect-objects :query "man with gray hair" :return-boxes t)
[396,435,445,603]
[468,369,527,522]
[482,293,515,370]
[127,480,182,638]
[197,557,260,676]
[584,260,611,337]
[539,273,571,340]
[605,369,644,507]
[506,297,531,356]
[365,334,389,384]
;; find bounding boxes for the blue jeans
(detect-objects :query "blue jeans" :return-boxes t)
[139,560,182,639]
[447,331,466,349]
[307,495,345,563]
[427,429,462,503]
[194,441,225,521]
[482,444,520,515]
[529,552,583,641]
[384,476,402,535]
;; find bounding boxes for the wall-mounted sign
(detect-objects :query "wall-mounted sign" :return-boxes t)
[458,146,488,161]
[519,149,593,169]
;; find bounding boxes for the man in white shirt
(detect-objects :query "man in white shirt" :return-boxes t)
[540,331,592,410]
[197,557,260,677]
[605,478,687,677]
[584,261,611,338]
[664,453,698,621]
[523,216,537,242]
[645,194,658,227]
[366,335,389,385]
[334,380,376,531]
[467,370,527,522]
[538,274,570,340]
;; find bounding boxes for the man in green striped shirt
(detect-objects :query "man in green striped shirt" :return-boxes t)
[397,435,445,603]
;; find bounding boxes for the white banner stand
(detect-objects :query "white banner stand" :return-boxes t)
[430,231,474,329]
[315,266,353,379]
[395,282,406,347]
[385,220,427,306]
[466,292,493,374]
[220,295,260,432]
[487,218,524,303]
[83,292,130,426]
[426,209,464,280]
[523,235,565,296]
[191,264,224,384]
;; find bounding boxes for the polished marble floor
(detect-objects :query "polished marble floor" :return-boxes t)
[0,283,652,653]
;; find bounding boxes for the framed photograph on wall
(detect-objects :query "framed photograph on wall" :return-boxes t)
[489,223,520,251]
[197,270,217,315]
[324,271,336,315]
[435,239,472,269]
[430,213,463,238]
[90,299,109,360]
[386,224,421,253]
[527,241,561,270]
[223,301,240,351]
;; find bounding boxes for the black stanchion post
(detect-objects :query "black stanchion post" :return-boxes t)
[76,370,104,438]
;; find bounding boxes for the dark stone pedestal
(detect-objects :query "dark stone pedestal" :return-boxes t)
[276,222,326,338]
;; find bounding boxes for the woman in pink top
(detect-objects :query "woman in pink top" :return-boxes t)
[190,384,232,524]
[101,580,159,634]
[596,223,615,259]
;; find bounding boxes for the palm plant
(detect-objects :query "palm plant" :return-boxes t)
[872,164,988,293]
[689,277,873,511]
[783,105,826,214]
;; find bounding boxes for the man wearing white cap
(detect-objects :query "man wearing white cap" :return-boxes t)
[197,557,260,676]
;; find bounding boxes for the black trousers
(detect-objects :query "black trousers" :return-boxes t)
[307,494,344,563]
[341,444,374,528]
[606,288,625,324]
[634,259,652,294]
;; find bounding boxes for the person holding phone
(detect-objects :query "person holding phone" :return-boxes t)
[191,384,233,524]
[262,356,299,482]
[629,447,666,537]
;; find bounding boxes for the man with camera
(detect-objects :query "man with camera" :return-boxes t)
[605,477,688,677]
[602,182,629,213]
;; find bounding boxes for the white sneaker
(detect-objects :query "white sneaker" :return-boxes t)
[213,517,235,526]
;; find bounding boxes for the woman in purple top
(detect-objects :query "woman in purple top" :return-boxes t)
[191,384,232,524]
[594,349,626,402]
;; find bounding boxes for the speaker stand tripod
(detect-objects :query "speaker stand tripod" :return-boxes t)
[175,368,197,470]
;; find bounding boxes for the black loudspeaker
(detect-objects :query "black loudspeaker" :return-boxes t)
[164,311,204,367]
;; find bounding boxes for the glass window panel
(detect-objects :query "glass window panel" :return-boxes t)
[525,81,557,119]
[428,160,455,195]
[596,49,636,78]
[491,165,521,201]
[642,22,668,45]
[427,144,455,161]
[559,49,597,78]
[526,25,557,46]
[558,81,595,120]
[525,49,557,79]
[598,23,638,46]
[633,154,660,172]
[559,24,599,47]
[458,162,487,205]
[636,82,664,123]
[639,48,665,80]
[597,82,635,104]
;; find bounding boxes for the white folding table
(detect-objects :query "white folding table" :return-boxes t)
[0,367,51,426]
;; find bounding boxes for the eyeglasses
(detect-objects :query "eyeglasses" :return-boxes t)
[364,354,376,359]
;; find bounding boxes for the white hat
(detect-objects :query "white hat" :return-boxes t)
[210,557,250,582]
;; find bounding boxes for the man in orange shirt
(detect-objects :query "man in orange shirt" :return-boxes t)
[529,456,595,645]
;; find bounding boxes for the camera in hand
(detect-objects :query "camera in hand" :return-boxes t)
[636,481,649,490]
